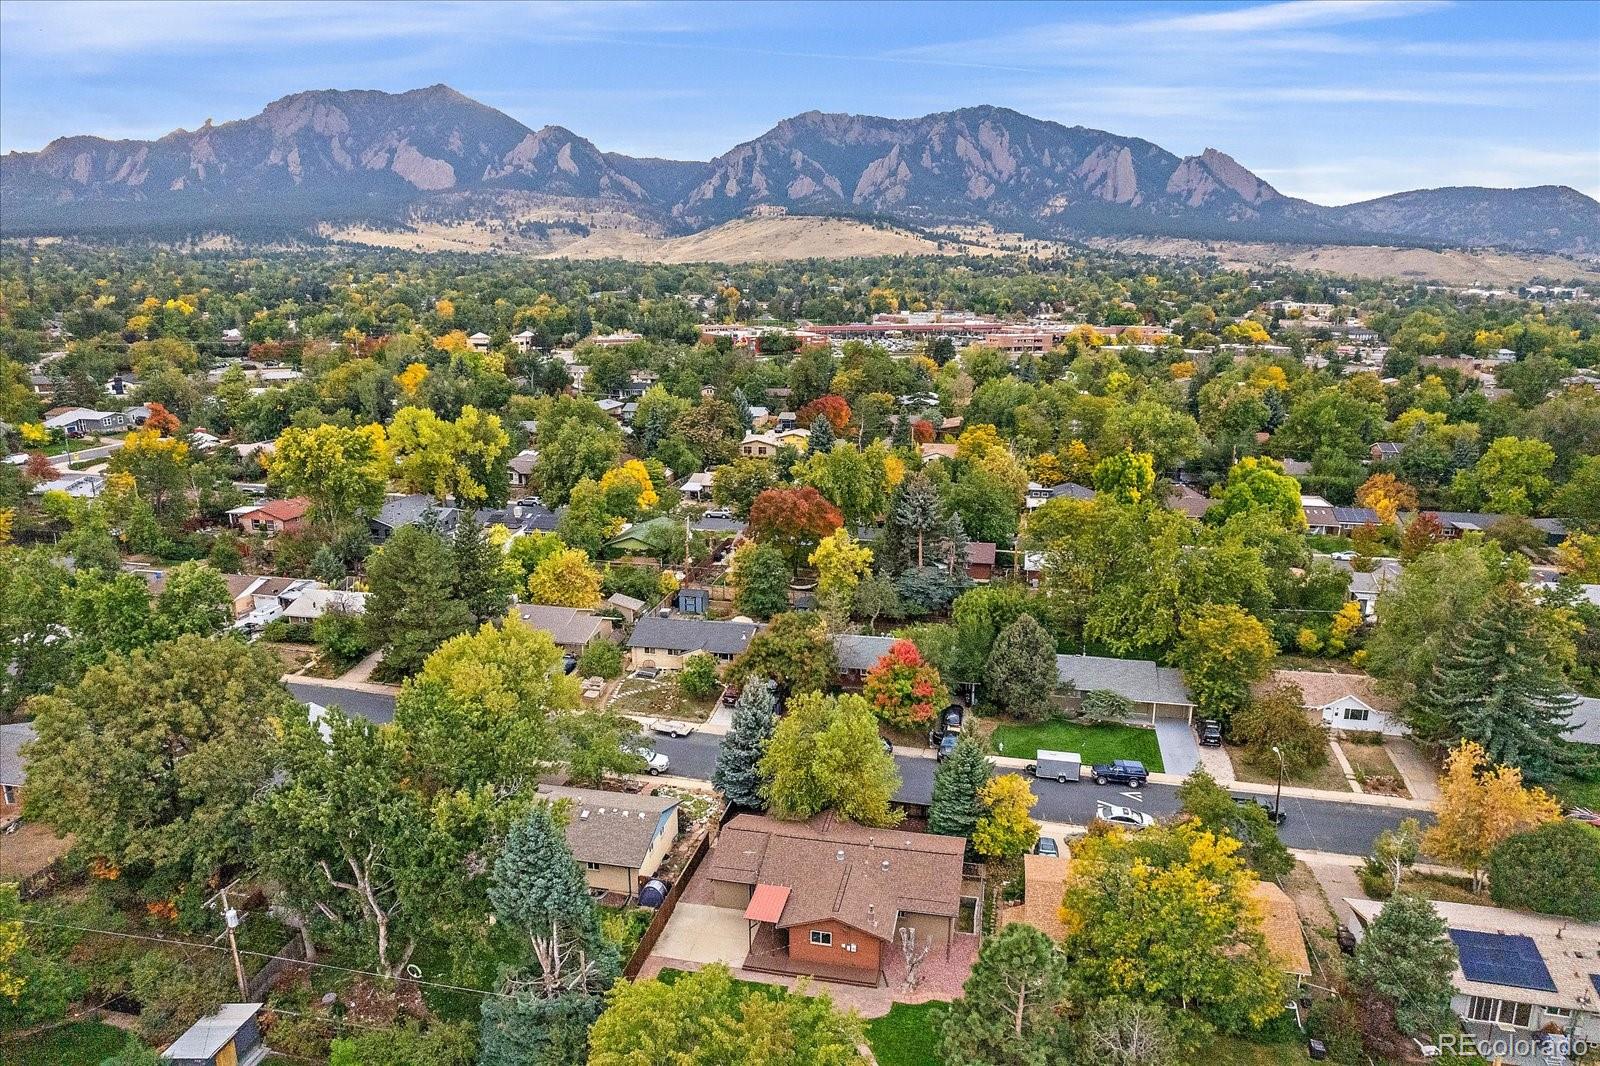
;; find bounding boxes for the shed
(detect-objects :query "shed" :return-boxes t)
[162,1002,268,1066]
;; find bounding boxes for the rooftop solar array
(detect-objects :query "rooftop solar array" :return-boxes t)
[1448,929,1557,993]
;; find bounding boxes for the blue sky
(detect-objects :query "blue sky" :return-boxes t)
[2,0,1597,204]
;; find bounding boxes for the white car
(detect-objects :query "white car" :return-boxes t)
[1095,802,1155,830]
[650,719,696,738]
[631,746,671,776]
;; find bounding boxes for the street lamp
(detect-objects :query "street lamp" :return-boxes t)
[1270,745,1285,824]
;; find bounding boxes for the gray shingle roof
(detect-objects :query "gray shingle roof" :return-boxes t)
[536,785,678,869]
[833,634,897,673]
[374,495,458,530]
[627,616,761,656]
[514,605,609,647]
[1055,654,1193,707]
[1,722,35,785]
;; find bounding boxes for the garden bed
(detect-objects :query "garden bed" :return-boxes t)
[1337,740,1410,798]
[984,718,1163,771]
[1229,745,1350,793]
[607,676,718,724]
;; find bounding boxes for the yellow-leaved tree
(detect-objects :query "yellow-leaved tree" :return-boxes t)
[526,547,601,609]
[809,529,873,625]
[1424,740,1561,892]
[972,774,1039,861]
[598,460,659,517]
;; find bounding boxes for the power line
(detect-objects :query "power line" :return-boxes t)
[15,917,515,1000]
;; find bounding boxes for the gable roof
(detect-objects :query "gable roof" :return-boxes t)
[374,494,457,530]
[535,785,678,869]
[627,616,761,656]
[160,1002,262,1060]
[1,721,35,786]
[1055,654,1193,707]
[515,605,609,647]
[1265,669,1394,713]
[707,813,965,940]
[241,497,310,522]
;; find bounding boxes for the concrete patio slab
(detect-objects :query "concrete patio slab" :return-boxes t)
[652,902,750,967]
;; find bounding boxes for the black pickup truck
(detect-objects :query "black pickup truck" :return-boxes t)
[1090,759,1149,787]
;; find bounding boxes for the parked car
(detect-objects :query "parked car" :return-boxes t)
[630,746,670,775]
[1095,801,1155,830]
[703,508,733,519]
[1233,795,1288,826]
[1197,719,1222,747]
[649,719,696,738]
[1033,837,1060,858]
[927,703,965,748]
[561,654,578,675]
[881,736,894,755]
[1091,760,1149,787]
[934,734,958,761]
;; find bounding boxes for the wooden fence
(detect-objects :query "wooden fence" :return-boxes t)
[622,830,711,979]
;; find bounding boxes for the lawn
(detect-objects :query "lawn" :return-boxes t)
[987,719,1163,771]
[1,1020,133,1066]
[865,1001,948,1066]
[1201,1033,1313,1065]
[1553,770,1600,810]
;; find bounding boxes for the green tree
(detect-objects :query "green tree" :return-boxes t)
[313,607,369,662]
[152,561,232,638]
[0,547,73,710]
[1347,894,1458,1036]
[65,570,165,665]
[1074,999,1181,1066]
[711,457,779,519]
[1174,604,1276,723]
[1175,768,1292,879]
[714,677,777,810]
[534,420,622,507]
[1230,683,1328,777]
[329,1021,477,1066]
[759,691,901,826]
[268,422,390,530]
[1210,456,1305,531]
[555,477,614,556]
[679,652,721,698]
[0,883,80,1030]
[1450,435,1556,515]
[938,924,1071,1066]
[25,635,289,884]
[365,524,474,677]
[1061,822,1285,1032]
[1362,818,1423,896]
[972,774,1040,862]
[985,614,1059,720]
[929,735,991,839]
[390,404,511,506]
[1091,450,1156,505]
[730,541,792,620]
[453,515,514,624]
[1419,582,1578,782]
[576,638,623,680]
[587,963,865,1066]
[729,612,838,695]
[879,472,965,575]
[1487,819,1600,920]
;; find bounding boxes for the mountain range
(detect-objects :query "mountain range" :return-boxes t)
[4,84,1597,255]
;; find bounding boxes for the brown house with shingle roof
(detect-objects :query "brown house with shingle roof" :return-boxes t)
[705,813,966,983]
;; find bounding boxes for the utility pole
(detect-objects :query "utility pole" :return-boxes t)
[221,886,248,999]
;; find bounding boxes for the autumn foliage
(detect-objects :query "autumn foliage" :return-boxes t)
[863,639,950,731]
[798,395,852,433]
[748,486,843,564]
[911,419,936,444]
[142,401,182,436]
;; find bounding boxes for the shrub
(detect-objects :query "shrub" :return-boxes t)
[312,608,369,662]
[576,639,624,680]
[679,652,721,698]
[1231,683,1328,776]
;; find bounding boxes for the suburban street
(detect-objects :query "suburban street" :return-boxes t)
[286,679,1425,856]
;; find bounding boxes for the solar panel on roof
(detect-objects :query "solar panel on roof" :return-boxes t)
[1448,929,1557,993]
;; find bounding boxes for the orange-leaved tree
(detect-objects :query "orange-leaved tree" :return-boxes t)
[863,639,950,732]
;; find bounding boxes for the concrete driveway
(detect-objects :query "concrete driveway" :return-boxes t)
[652,902,750,967]
[1152,719,1200,777]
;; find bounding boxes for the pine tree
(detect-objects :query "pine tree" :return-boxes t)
[365,524,473,677]
[453,514,512,624]
[939,924,1072,1066]
[713,677,776,809]
[1421,583,1578,782]
[729,386,752,431]
[929,735,991,839]
[986,614,1059,721]
[881,472,948,574]
[808,411,836,452]
[891,412,913,450]
[1347,893,1458,1036]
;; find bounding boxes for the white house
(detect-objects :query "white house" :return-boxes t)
[1266,669,1407,736]
[468,332,492,352]
[43,407,126,436]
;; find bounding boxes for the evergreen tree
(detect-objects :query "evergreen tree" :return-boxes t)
[929,735,992,839]
[986,614,1059,720]
[939,924,1072,1066]
[808,411,835,453]
[880,472,961,575]
[1347,893,1458,1036]
[891,412,913,450]
[453,514,512,624]
[480,803,620,1066]
[365,524,474,678]
[713,676,777,809]
[729,385,752,432]
[1421,583,1578,782]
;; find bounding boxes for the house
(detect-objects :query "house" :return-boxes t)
[161,1003,269,1065]
[627,616,762,669]
[494,500,560,533]
[833,634,896,686]
[31,471,105,498]
[43,407,126,436]
[508,448,538,490]
[1346,897,1600,1053]
[919,442,957,461]
[282,589,369,622]
[965,541,997,582]
[596,398,626,420]
[1266,669,1405,735]
[535,785,679,902]
[1332,505,1380,533]
[1165,483,1212,520]
[368,495,458,542]
[1054,654,1195,724]
[1025,481,1094,511]
[1370,441,1404,462]
[137,570,319,623]
[680,471,715,500]
[1299,494,1340,535]
[706,813,966,984]
[227,497,310,536]
[1408,511,1567,545]
[774,427,810,450]
[468,332,492,352]
[513,329,536,353]
[607,592,646,623]
[1,721,34,822]
[739,432,782,458]
[105,371,139,397]
[515,605,616,653]
[1328,556,1402,621]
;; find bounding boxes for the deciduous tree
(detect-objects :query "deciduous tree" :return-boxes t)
[268,422,390,530]
[1174,604,1276,723]
[729,612,838,695]
[810,529,873,623]
[1424,740,1561,892]
[729,541,792,620]
[1176,768,1292,879]
[759,691,901,826]
[1487,819,1600,920]
[527,547,602,609]
[1355,473,1418,526]
[863,639,950,731]
[972,774,1040,862]
[1230,683,1327,778]
[365,524,474,676]
[748,486,843,567]
[986,614,1059,721]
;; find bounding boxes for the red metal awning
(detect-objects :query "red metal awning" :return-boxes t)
[744,883,790,924]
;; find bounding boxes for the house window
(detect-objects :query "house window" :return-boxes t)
[1344,707,1370,722]
[585,862,601,871]
[1,785,15,806]
[809,930,832,947]
[1468,997,1531,1027]
[1543,1006,1571,1020]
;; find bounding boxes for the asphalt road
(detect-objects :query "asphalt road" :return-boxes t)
[286,680,1420,856]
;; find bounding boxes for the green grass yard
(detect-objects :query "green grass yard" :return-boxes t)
[1,1020,133,1066]
[987,719,1164,771]
[865,1001,948,1066]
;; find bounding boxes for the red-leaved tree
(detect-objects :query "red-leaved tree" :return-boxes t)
[911,420,936,445]
[864,639,950,731]
[798,395,852,433]
[748,486,843,567]
[142,402,182,436]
